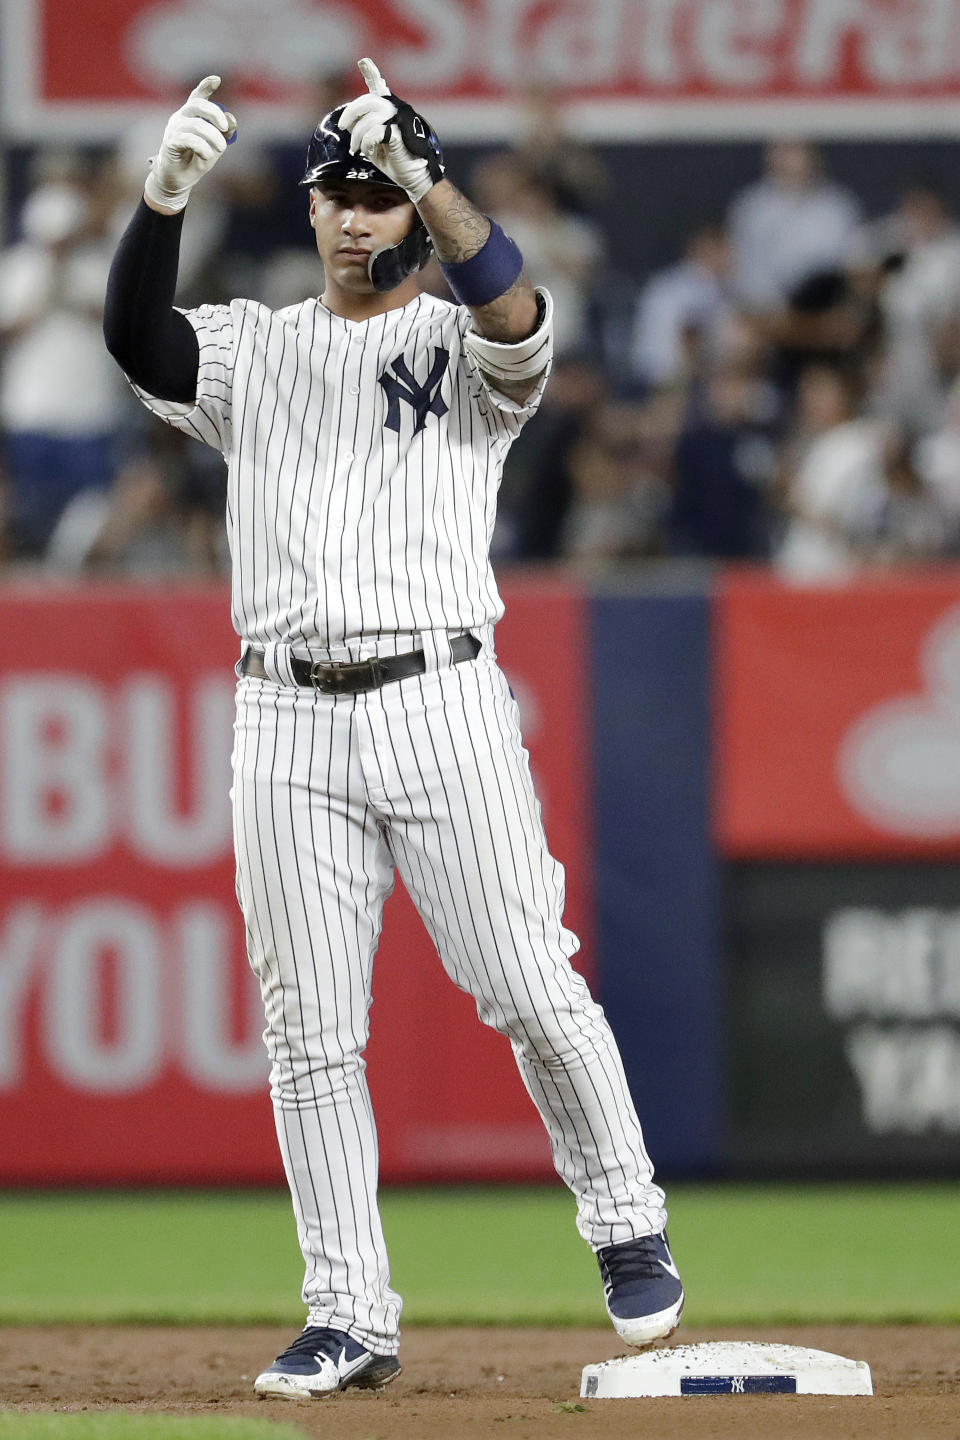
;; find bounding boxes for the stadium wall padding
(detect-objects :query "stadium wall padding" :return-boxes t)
[589,591,722,1175]
[2,572,959,1184]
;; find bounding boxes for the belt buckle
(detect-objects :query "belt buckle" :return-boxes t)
[308,657,381,694]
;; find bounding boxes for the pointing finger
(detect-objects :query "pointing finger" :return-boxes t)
[191,75,222,101]
[358,57,389,96]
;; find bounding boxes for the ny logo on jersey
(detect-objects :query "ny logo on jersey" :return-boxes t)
[379,347,449,435]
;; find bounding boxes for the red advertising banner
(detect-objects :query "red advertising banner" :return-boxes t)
[0,580,592,1183]
[6,0,960,140]
[715,567,960,859]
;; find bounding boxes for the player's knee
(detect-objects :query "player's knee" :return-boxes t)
[269,1051,366,1107]
[502,996,609,1068]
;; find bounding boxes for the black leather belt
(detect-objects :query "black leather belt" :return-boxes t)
[240,633,481,695]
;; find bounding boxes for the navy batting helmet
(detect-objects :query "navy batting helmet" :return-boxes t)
[300,105,438,293]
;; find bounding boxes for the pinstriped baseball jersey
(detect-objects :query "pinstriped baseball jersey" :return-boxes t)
[133,289,549,648]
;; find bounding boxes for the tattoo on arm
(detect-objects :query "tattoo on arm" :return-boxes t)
[469,271,537,342]
[417,178,539,342]
[417,180,491,262]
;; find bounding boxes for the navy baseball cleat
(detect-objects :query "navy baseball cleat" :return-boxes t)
[253,1326,401,1399]
[597,1231,685,1348]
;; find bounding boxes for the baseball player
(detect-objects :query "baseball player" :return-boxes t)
[103,61,683,1398]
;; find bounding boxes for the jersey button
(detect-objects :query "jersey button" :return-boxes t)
[349,385,360,395]
[343,451,355,461]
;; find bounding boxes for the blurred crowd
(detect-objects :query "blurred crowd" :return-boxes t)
[4,80,960,581]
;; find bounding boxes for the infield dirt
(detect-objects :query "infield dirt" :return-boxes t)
[2,1324,958,1438]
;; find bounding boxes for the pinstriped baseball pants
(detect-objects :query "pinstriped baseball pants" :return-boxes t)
[231,639,667,1355]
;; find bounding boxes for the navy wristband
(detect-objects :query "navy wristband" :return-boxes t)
[440,221,523,307]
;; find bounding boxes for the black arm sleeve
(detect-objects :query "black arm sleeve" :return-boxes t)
[103,199,200,403]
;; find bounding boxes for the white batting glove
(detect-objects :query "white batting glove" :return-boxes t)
[338,58,444,205]
[143,75,237,213]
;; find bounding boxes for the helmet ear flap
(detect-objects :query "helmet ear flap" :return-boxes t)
[369,225,434,293]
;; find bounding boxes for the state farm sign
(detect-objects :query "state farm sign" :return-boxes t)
[7,0,960,141]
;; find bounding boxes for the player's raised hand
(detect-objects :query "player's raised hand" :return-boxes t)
[144,75,238,213]
[338,57,444,204]
[357,57,390,97]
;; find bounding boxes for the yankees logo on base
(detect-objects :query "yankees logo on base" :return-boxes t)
[104,57,683,1399]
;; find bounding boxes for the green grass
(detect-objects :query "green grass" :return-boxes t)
[0,1183,955,1327]
[0,1421,307,1439]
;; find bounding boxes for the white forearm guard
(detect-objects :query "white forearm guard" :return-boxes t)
[463,288,554,385]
